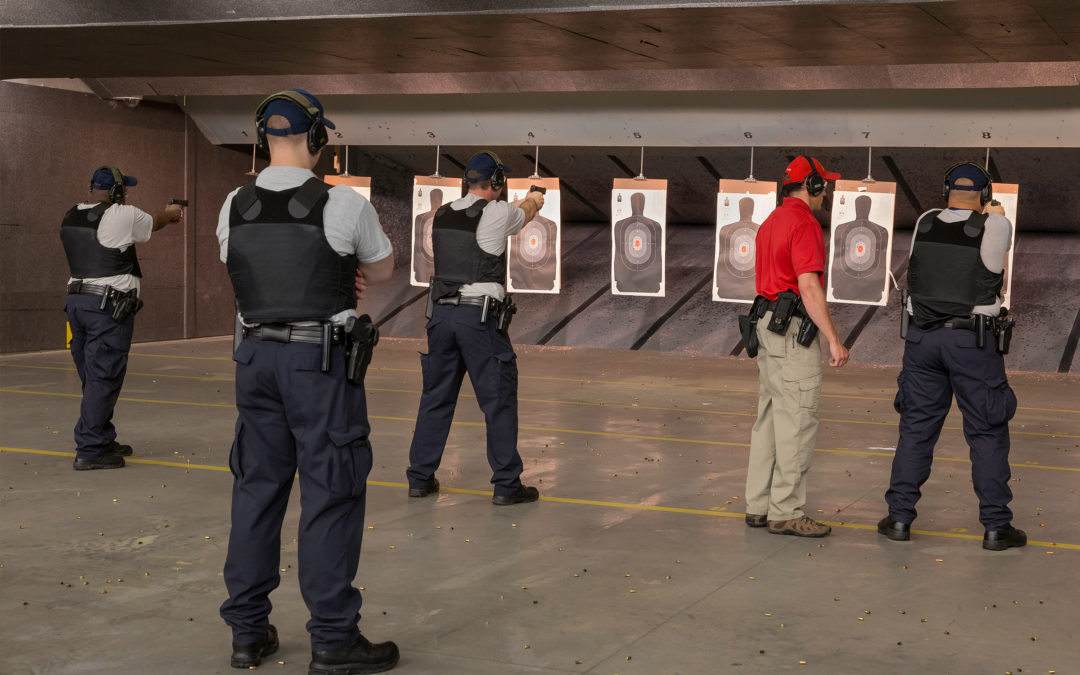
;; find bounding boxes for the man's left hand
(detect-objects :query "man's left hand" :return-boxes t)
[354,267,368,303]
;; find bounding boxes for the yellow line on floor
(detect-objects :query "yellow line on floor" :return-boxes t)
[9,357,1080,414]
[2,445,1075,550]
[4,388,1079,473]
[2,364,1074,439]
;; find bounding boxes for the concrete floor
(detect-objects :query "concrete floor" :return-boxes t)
[1,337,1078,675]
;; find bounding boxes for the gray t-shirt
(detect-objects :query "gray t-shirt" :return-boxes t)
[66,202,154,294]
[217,166,393,325]
[909,207,1013,317]
[449,193,526,301]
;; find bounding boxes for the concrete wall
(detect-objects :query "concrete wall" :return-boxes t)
[0,82,250,353]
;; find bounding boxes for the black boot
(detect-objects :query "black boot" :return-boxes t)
[107,440,134,457]
[73,453,125,471]
[408,478,439,498]
[492,485,540,506]
[309,634,399,674]
[231,624,279,668]
[877,516,911,541]
[983,525,1027,551]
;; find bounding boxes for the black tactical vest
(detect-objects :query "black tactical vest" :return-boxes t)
[60,203,143,279]
[430,198,506,301]
[907,209,1004,329]
[227,178,357,324]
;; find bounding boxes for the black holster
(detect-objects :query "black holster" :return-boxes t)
[994,315,1015,355]
[795,314,819,347]
[344,314,379,386]
[495,296,517,336]
[766,290,800,335]
[110,290,143,322]
[739,295,770,358]
[425,284,436,320]
[974,314,987,350]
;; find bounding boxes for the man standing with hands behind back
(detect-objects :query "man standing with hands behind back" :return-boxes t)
[744,156,849,538]
[216,89,399,673]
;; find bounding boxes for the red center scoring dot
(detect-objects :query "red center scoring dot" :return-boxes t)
[530,236,538,246]
[739,245,748,254]
[857,244,865,254]
[633,238,642,248]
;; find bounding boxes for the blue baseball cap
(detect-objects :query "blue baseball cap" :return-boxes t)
[90,167,137,190]
[946,163,991,192]
[465,152,511,183]
[260,89,335,137]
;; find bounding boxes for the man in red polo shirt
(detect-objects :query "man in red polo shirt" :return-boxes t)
[744,156,849,537]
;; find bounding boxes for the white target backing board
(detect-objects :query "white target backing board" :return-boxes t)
[992,183,1019,309]
[611,178,667,297]
[826,180,896,306]
[411,176,461,287]
[506,177,561,294]
[323,174,371,201]
[713,180,777,303]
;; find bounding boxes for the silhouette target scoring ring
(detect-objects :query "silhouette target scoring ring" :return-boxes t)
[622,222,657,270]
[515,220,553,270]
[841,225,878,277]
[726,225,757,276]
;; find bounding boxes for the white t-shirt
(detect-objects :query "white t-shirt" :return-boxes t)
[217,166,393,325]
[449,193,526,301]
[66,202,154,294]
[910,208,1013,317]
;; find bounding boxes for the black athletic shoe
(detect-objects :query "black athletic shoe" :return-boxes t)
[309,634,400,674]
[231,624,279,669]
[877,516,911,541]
[73,453,125,471]
[983,525,1027,551]
[408,478,439,498]
[107,441,133,457]
[492,485,540,506]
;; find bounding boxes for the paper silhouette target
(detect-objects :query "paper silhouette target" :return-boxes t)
[611,179,667,297]
[323,174,371,201]
[411,176,461,287]
[713,180,777,303]
[991,183,1019,309]
[827,181,896,306]
[507,177,561,293]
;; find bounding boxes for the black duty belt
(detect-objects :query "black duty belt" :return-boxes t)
[67,281,131,298]
[244,324,345,344]
[436,295,489,307]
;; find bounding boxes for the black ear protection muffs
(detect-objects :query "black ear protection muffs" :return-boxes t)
[254,90,328,155]
[462,151,507,193]
[942,162,993,205]
[96,166,126,204]
[797,156,826,197]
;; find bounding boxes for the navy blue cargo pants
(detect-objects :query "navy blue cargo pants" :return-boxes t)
[65,293,134,459]
[406,303,523,496]
[220,338,372,651]
[885,324,1018,530]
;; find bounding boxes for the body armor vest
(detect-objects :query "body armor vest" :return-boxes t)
[430,199,506,300]
[227,177,357,324]
[907,209,1003,329]
[60,203,143,279]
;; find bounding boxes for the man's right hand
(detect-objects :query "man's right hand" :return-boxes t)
[164,203,184,222]
[983,201,1006,216]
[527,190,545,210]
[828,339,849,368]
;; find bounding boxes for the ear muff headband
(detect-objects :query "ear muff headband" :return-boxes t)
[462,151,508,192]
[796,156,826,197]
[254,90,328,155]
[97,166,126,204]
[942,162,993,205]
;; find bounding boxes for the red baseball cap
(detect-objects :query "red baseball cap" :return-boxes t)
[782,156,841,185]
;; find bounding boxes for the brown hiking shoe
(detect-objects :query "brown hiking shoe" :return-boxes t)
[768,516,831,537]
[745,513,768,528]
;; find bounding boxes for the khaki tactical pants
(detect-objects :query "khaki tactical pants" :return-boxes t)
[745,311,822,521]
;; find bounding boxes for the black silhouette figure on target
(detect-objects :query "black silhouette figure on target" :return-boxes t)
[613,192,663,294]
[509,212,558,291]
[412,188,443,285]
[829,194,890,303]
[714,196,761,301]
